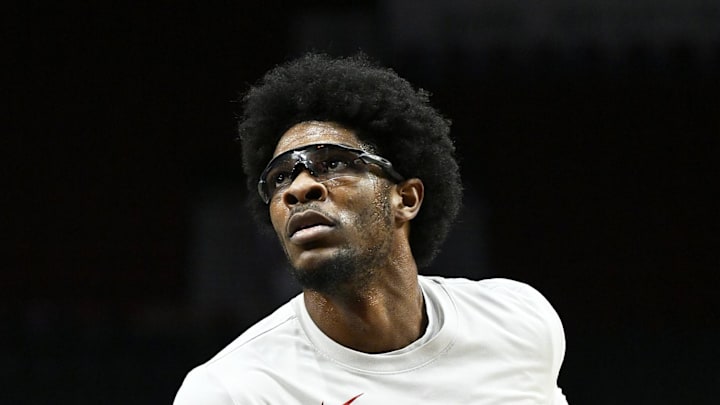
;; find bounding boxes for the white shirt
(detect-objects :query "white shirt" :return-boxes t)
[174,276,568,404]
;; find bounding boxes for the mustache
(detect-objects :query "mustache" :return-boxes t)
[289,202,331,217]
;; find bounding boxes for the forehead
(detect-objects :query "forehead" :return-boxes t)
[273,121,362,157]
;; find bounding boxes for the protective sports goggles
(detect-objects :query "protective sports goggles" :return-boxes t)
[257,143,405,204]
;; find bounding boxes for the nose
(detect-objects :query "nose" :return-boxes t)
[282,170,328,205]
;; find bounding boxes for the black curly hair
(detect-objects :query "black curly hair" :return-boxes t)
[238,53,462,269]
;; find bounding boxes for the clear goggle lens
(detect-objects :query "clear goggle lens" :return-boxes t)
[257,143,404,204]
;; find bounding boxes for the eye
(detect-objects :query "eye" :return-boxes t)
[270,171,291,188]
[324,159,350,172]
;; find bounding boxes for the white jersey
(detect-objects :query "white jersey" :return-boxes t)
[174,276,568,404]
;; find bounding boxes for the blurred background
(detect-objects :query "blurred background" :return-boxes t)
[5,0,719,403]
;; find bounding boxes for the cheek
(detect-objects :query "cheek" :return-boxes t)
[369,177,393,211]
[268,204,287,236]
[345,179,393,229]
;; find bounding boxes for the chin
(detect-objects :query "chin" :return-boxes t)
[289,245,337,270]
[288,248,366,293]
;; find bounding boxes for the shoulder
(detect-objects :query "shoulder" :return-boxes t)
[423,276,558,315]
[209,298,299,363]
[173,365,234,405]
[425,274,536,292]
[422,276,566,373]
[174,297,303,404]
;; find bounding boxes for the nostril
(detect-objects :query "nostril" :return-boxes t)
[284,193,299,205]
[305,188,323,201]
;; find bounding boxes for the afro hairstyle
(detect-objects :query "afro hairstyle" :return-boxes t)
[238,53,462,269]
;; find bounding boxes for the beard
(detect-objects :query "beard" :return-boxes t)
[289,247,373,296]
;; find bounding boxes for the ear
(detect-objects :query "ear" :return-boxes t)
[392,178,424,223]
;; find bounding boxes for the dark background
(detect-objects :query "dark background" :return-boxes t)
[6,1,719,403]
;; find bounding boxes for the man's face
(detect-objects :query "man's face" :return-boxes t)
[267,121,395,293]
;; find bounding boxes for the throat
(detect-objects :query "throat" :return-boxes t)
[304,283,427,353]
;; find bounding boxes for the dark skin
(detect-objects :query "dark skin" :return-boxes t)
[268,121,427,353]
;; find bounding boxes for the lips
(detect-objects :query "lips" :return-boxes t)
[286,210,335,239]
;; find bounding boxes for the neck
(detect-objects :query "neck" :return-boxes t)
[302,243,426,353]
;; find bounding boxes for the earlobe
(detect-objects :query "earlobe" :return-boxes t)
[394,178,424,223]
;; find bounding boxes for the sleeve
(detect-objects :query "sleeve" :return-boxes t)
[521,283,568,404]
[498,280,569,404]
[517,282,566,379]
[553,387,569,405]
[173,366,235,405]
